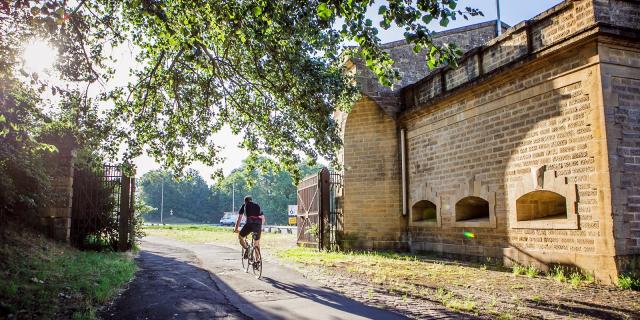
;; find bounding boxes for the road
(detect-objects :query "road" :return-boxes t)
[101,236,407,320]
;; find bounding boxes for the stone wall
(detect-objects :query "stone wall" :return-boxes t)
[402,41,616,280]
[39,135,76,242]
[341,96,405,249]
[599,38,640,275]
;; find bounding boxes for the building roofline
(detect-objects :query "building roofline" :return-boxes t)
[380,20,509,49]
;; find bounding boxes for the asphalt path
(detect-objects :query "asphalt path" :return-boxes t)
[101,236,407,320]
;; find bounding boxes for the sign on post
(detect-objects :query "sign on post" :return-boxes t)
[287,205,297,225]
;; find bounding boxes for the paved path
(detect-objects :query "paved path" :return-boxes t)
[103,236,407,320]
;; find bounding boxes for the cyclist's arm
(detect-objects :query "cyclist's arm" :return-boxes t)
[234,205,245,232]
[234,213,243,232]
[260,211,266,225]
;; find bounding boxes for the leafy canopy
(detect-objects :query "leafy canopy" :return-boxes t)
[2,1,481,180]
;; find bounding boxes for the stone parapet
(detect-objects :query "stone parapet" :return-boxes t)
[401,0,639,115]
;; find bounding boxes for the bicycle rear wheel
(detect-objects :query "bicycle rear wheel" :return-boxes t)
[245,246,253,273]
[252,247,262,278]
[241,246,248,270]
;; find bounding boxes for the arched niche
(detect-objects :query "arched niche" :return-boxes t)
[455,196,490,222]
[516,190,567,221]
[409,183,442,227]
[412,200,438,222]
[509,166,578,230]
[451,176,497,228]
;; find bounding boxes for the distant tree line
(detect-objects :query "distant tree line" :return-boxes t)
[139,159,323,225]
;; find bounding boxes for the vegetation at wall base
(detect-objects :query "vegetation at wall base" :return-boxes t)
[0,223,136,319]
[277,247,640,319]
[618,274,640,291]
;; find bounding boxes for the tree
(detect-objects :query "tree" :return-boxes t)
[3,1,481,180]
[139,159,323,224]
[139,169,216,223]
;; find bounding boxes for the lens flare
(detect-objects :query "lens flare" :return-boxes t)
[22,39,57,75]
[463,231,476,238]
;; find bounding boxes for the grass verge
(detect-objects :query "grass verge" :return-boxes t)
[0,226,136,319]
[144,224,297,251]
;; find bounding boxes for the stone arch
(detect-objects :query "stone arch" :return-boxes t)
[509,166,577,229]
[451,176,496,228]
[409,183,441,226]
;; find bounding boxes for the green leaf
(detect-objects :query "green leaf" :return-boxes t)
[252,6,262,17]
[317,3,332,20]
[440,16,449,27]
[422,15,433,24]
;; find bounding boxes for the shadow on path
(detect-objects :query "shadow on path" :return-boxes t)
[100,245,248,320]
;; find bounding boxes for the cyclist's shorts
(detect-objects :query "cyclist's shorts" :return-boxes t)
[239,222,262,240]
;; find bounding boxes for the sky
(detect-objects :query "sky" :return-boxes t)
[23,0,564,185]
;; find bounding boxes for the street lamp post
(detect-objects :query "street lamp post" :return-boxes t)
[160,179,164,225]
[496,0,502,36]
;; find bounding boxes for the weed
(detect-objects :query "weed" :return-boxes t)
[446,298,476,312]
[549,266,567,282]
[569,272,583,288]
[525,266,539,278]
[435,287,454,303]
[531,295,541,303]
[618,274,640,290]
[498,312,513,320]
[584,273,595,284]
[512,264,526,276]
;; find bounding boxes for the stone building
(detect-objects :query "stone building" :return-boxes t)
[336,0,640,283]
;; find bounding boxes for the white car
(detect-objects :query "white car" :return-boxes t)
[219,212,245,226]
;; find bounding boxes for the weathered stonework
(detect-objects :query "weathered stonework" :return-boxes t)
[339,0,640,284]
[39,135,76,242]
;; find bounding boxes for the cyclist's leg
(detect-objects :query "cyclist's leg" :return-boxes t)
[252,224,262,261]
[238,224,251,249]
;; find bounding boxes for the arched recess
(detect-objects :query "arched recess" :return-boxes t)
[409,183,441,226]
[452,176,496,228]
[412,200,437,222]
[456,196,490,222]
[516,190,567,221]
[509,166,577,229]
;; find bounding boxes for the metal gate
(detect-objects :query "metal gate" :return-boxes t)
[71,164,135,251]
[296,168,343,250]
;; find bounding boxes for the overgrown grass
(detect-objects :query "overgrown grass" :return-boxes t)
[618,274,640,290]
[0,227,136,319]
[144,224,297,251]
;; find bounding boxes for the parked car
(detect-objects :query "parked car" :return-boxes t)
[219,212,245,227]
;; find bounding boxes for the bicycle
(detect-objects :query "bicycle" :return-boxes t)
[241,231,262,278]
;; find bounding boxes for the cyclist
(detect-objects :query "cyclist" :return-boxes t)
[233,195,265,259]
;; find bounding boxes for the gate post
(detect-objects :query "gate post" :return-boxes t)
[129,177,136,249]
[319,168,330,250]
[118,175,131,252]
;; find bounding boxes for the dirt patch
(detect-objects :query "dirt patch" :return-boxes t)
[277,248,640,319]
